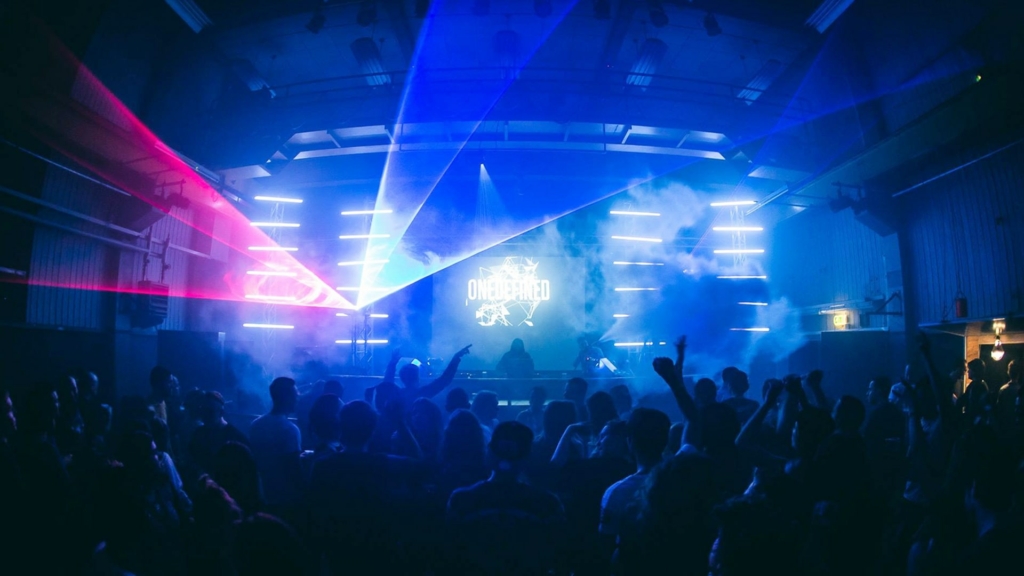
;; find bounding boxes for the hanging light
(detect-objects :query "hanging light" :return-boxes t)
[991,337,1005,361]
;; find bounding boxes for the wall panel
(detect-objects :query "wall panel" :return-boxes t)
[900,142,1024,324]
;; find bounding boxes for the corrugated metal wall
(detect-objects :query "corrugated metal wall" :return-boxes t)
[900,142,1024,324]
[769,207,898,309]
[26,226,112,328]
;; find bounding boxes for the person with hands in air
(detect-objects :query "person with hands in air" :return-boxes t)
[382,345,473,405]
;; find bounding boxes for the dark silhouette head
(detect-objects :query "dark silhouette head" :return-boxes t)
[695,378,718,407]
[409,398,444,456]
[471,390,499,424]
[83,402,113,438]
[1008,359,1020,383]
[399,363,420,388]
[627,407,671,466]
[338,400,377,451]
[308,394,343,444]
[232,513,307,575]
[56,375,79,419]
[510,338,526,354]
[529,386,546,411]
[183,388,205,419]
[596,420,629,459]
[564,377,588,402]
[149,366,177,400]
[967,358,987,381]
[832,395,866,435]
[213,441,262,514]
[441,409,487,467]
[199,391,226,426]
[446,387,471,413]
[119,430,162,481]
[192,476,243,539]
[867,376,893,406]
[323,379,344,398]
[74,370,99,401]
[722,367,749,398]
[269,377,298,414]
[489,421,534,474]
[587,391,618,431]
[541,400,577,445]
[609,384,633,416]
[372,381,400,413]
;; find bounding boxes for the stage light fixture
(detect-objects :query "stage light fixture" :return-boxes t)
[336,312,349,317]
[730,327,770,332]
[165,0,213,33]
[356,2,377,27]
[614,287,658,292]
[247,271,298,277]
[710,200,756,207]
[335,339,389,345]
[593,0,611,19]
[613,261,664,266]
[242,323,294,329]
[714,249,765,254]
[649,4,669,28]
[245,294,297,302]
[248,246,298,252]
[369,313,389,318]
[703,12,722,36]
[717,275,768,279]
[713,226,763,232]
[337,259,389,266]
[738,302,769,306]
[613,314,630,318]
[611,235,662,243]
[472,0,490,16]
[534,0,552,17]
[614,342,653,347]
[306,7,326,33]
[250,222,300,228]
[254,195,303,203]
[610,210,661,216]
[342,209,393,215]
[339,234,390,240]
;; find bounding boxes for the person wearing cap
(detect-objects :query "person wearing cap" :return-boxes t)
[447,421,565,575]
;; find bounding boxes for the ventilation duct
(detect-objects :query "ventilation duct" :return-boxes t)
[736,59,784,104]
[350,37,391,87]
[164,0,212,33]
[626,38,668,90]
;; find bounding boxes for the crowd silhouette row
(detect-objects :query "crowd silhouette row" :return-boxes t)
[1,334,1022,575]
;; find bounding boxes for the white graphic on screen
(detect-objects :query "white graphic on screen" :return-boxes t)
[467,257,551,327]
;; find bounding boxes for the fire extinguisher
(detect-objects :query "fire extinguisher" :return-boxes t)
[954,291,968,319]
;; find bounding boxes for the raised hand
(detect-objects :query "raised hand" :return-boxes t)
[675,336,687,355]
[806,369,824,388]
[652,357,676,379]
[455,345,473,359]
[783,374,802,395]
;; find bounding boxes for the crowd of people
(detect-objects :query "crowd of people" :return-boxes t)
[1,334,1022,575]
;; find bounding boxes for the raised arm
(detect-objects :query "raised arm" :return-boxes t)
[805,370,829,409]
[653,339,698,424]
[382,348,401,384]
[418,345,472,399]
[737,379,784,448]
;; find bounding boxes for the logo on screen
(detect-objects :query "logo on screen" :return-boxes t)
[467,257,550,327]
